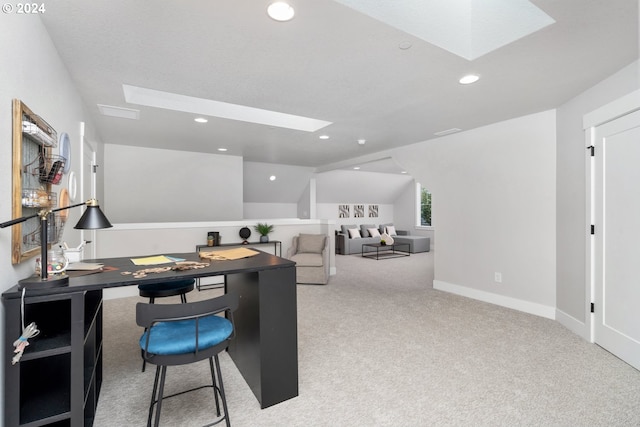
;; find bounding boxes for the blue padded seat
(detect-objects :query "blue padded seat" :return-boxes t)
[138,279,195,303]
[139,315,233,355]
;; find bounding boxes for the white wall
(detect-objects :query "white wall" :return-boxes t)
[317,203,394,228]
[103,144,243,222]
[315,169,413,203]
[555,60,639,338]
[297,178,312,219]
[243,161,315,203]
[0,15,105,422]
[243,202,298,219]
[394,110,557,318]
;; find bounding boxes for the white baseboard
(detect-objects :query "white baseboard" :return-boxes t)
[555,308,591,341]
[433,280,556,320]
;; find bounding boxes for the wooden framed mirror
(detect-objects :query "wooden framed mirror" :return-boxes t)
[11,99,58,264]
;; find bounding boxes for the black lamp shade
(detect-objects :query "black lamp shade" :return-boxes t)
[74,204,113,229]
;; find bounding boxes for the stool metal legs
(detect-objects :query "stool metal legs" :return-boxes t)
[146,357,230,427]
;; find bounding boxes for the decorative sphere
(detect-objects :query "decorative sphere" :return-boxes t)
[239,226,251,239]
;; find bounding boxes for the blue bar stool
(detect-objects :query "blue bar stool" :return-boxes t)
[138,279,195,372]
[136,292,238,427]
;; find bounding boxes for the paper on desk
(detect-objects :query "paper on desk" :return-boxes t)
[130,255,175,266]
[199,247,259,261]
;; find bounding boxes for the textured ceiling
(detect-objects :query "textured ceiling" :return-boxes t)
[40,0,638,174]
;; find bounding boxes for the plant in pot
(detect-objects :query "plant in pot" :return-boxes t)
[254,222,274,243]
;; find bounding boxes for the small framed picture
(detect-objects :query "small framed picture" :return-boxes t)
[368,205,378,218]
[338,204,350,218]
[354,204,364,218]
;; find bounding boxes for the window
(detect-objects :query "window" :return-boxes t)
[417,183,432,226]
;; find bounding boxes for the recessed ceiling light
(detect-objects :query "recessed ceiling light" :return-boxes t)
[194,117,208,123]
[319,135,330,140]
[398,41,412,50]
[459,74,480,85]
[267,2,295,21]
[357,139,366,145]
[353,167,360,170]
[401,171,407,174]
[217,148,228,152]
[269,175,277,181]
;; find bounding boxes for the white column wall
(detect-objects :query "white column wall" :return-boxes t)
[394,110,557,318]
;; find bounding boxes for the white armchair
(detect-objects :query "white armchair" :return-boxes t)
[287,234,330,285]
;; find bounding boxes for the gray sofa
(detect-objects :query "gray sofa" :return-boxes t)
[336,223,430,255]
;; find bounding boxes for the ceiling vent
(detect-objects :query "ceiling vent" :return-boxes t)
[97,104,140,120]
[434,128,462,136]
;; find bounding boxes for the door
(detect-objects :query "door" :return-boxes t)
[593,109,640,370]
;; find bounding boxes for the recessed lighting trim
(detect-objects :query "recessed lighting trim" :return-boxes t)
[357,139,366,145]
[267,2,295,22]
[459,74,480,85]
[269,175,277,181]
[217,148,228,152]
[194,117,208,123]
[319,135,330,140]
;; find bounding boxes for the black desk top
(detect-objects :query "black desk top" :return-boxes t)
[2,251,295,299]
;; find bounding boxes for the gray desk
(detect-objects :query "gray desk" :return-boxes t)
[3,251,298,426]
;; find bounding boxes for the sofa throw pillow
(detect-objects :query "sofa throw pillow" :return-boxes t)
[379,223,393,234]
[368,228,381,237]
[297,234,326,253]
[359,224,376,237]
[341,224,357,235]
[385,225,397,236]
[348,228,361,239]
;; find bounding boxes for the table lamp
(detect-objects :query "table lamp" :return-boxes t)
[0,198,112,289]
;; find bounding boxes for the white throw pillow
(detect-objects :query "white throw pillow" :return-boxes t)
[385,225,397,236]
[348,228,361,239]
[368,228,380,237]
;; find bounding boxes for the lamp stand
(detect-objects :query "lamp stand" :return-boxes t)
[17,213,69,290]
[2,198,111,290]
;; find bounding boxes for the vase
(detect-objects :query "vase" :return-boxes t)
[260,235,269,243]
[380,232,394,245]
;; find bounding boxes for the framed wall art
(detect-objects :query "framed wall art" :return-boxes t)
[338,204,350,218]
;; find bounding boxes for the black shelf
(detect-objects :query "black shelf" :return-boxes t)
[19,354,71,425]
[4,289,104,427]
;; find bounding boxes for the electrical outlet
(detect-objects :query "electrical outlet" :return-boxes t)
[494,272,502,283]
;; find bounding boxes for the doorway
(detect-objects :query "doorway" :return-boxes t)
[588,92,640,370]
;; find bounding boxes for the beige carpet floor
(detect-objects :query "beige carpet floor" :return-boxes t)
[94,251,640,426]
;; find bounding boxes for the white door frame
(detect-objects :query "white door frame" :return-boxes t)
[80,123,98,259]
[584,90,640,342]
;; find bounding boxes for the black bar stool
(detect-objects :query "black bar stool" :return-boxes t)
[138,279,195,304]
